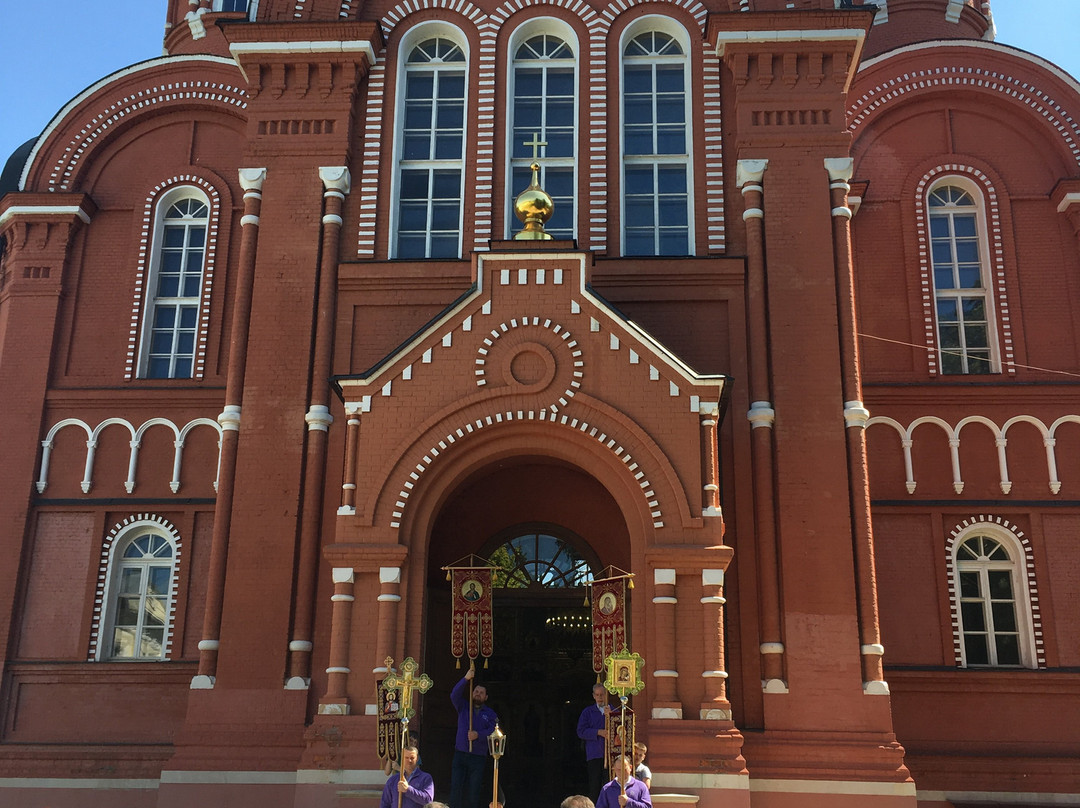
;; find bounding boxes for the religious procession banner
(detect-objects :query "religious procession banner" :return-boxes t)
[376,661,402,765]
[589,567,633,674]
[605,704,635,774]
[445,556,497,666]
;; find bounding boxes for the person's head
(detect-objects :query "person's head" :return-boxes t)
[633,742,647,765]
[591,683,606,705]
[401,745,419,774]
[561,796,595,808]
[617,755,633,781]
[424,802,449,808]
[472,684,488,704]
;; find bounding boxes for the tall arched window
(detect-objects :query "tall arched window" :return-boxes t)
[928,182,996,374]
[953,531,1034,668]
[103,531,178,660]
[140,190,209,378]
[395,33,467,258]
[509,27,576,239]
[621,24,691,256]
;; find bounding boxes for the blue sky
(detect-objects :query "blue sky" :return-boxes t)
[1,1,1078,172]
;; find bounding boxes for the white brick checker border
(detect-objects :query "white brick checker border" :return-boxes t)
[125,175,223,381]
[88,514,183,662]
[944,514,1045,669]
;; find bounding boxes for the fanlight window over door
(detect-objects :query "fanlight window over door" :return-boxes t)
[489,532,594,588]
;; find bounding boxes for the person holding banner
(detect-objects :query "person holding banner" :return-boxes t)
[577,683,612,799]
[595,756,651,808]
[450,667,499,808]
[380,746,434,808]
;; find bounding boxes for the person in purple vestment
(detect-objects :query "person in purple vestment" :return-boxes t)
[380,747,434,808]
[576,683,612,800]
[450,667,499,808]
[595,757,652,808]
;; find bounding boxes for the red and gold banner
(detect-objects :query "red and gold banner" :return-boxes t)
[450,566,494,663]
[590,574,628,673]
[605,704,635,773]
[376,674,402,764]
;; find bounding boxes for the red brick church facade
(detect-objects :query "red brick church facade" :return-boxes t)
[1,0,1079,806]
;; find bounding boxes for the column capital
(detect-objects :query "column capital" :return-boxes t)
[320,166,352,194]
[238,167,267,192]
[736,159,769,188]
[332,567,355,585]
[824,157,854,182]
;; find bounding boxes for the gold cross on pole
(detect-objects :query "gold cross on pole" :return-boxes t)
[382,656,433,721]
[523,132,547,160]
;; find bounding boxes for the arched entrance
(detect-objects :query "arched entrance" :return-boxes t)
[420,458,630,808]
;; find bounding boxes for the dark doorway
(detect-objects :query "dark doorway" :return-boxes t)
[421,585,597,808]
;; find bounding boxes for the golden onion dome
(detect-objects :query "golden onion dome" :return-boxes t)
[513,161,554,240]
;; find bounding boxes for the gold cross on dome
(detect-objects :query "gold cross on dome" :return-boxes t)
[523,132,548,160]
[382,657,433,720]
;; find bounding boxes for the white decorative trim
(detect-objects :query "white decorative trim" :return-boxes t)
[289,640,314,652]
[713,28,865,58]
[379,566,401,584]
[1057,192,1080,213]
[849,60,1080,169]
[48,85,247,193]
[860,643,885,656]
[89,515,183,661]
[218,405,242,432]
[320,166,352,194]
[654,568,676,585]
[334,567,357,584]
[736,159,768,188]
[652,670,678,677]
[0,204,93,229]
[759,642,784,654]
[701,568,724,586]
[306,405,334,432]
[912,165,1014,376]
[843,400,869,429]
[124,175,223,380]
[945,516,1045,669]
[388,409,664,529]
[38,416,222,496]
[866,413,1078,496]
[863,680,890,695]
[746,401,775,429]
[238,167,267,192]
[197,640,220,651]
[651,707,682,719]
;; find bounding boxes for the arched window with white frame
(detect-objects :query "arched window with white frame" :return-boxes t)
[620,19,692,256]
[101,528,179,661]
[951,527,1036,668]
[507,21,577,239]
[394,28,468,258]
[139,188,210,379]
[927,179,997,374]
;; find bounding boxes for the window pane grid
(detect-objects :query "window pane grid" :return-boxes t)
[928,186,994,375]
[144,199,206,379]
[109,533,175,661]
[622,32,690,256]
[396,38,466,258]
[510,37,576,238]
[956,535,1024,667]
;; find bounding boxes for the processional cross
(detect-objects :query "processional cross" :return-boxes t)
[383,657,433,808]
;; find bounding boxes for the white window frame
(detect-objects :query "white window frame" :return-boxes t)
[619,16,693,257]
[951,525,1036,669]
[505,18,579,240]
[390,23,470,259]
[926,176,999,374]
[138,186,211,379]
[98,524,180,661]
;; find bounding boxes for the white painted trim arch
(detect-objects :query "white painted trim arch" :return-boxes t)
[89,514,184,662]
[944,516,1044,669]
[37,416,223,495]
[866,412,1076,496]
